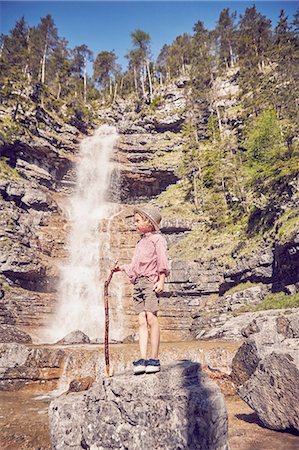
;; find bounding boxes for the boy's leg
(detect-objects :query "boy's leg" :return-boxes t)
[138,311,148,359]
[146,311,160,359]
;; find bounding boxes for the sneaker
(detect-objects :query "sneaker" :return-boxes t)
[133,358,146,375]
[145,359,161,374]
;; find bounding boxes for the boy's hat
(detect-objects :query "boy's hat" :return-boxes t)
[134,206,162,231]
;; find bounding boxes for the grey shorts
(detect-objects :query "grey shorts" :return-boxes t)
[133,277,159,314]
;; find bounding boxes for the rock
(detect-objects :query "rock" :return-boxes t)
[231,311,299,431]
[0,343,30,370]
[238,352,299,431]
[49,361,229,450]
[0,324,32,343]
[21,187,55,211]
[68,376,95,393]
[57,330,90,345]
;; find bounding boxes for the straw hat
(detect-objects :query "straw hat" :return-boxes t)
[134,206,162,231]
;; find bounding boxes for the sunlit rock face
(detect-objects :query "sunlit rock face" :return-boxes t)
[49,361,229,450]
[231,312,299,432]
[0,113,79,339]
[1,75,298,345]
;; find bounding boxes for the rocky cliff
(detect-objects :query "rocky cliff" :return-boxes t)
[0,71,298,343]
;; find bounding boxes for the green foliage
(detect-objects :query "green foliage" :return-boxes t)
[0,157,21,180]
[149,96,163,110]
[233,291,299,315]
[242,109,299,199]
[224,281,263,296]
[0,116,24,143]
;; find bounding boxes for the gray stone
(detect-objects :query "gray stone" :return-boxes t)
[0,324,32,343]
[49,361,229,450]
[0,343,30,369]
[238,352,299,431]
[21,187,54,211]
[57,330,91,345]
[231,311,299,431]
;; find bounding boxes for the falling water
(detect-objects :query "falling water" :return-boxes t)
[44,125,122,342]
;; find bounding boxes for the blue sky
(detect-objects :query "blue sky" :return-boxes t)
[1,1,298,73]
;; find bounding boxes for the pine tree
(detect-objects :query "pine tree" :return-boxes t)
[0,17,29,118]
[93,50,118,98]
[72,44,93,102]
[130,29,153,102]
[237,6,272,116]
[215,8,237,70]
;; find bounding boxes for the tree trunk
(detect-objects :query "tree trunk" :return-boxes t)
[83,58,87,103]
[216,105,223,135]
[41,43,47,84]
[120,76,124,95]
[146,60,153,103]
[140,66,146,98]
[229,43,234,68]
[133,66,138,93]
[113,81,118,103]
[57,81,61,100]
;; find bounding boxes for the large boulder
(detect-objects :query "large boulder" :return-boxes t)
[49,361,229,450]
[231,311,299,431]
[56,330,90,345]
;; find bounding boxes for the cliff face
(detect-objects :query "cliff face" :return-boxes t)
[0,73,298,342]
[0,108,81,339]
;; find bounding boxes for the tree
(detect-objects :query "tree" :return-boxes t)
[190,21,214,96]
[72,44,93,102]
[48,37,71,100]
[215,8,237,69]
[237,6,272,116]
[130,29,153,101]
[93,50,118,97]
[156,44,170,83]
[272,10,298,121]
[36,15,59,85]
[0,17,29,119]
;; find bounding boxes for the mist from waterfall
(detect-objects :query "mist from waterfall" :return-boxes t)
[43,125,122,343]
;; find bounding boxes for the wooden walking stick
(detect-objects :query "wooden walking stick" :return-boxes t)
[104,260,118,378]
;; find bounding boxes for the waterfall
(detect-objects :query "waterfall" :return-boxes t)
[44,124,122,343]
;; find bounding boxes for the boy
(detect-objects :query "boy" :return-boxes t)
[113,205,170,374]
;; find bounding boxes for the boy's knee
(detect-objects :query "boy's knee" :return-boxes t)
[138,312,147,327]
[146,311,158,326]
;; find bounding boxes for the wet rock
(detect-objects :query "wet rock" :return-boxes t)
[231,311,299,431]
[0,325,32,343]
[68,376,95,393]
[57,330,90,345]
[49,361,228,450]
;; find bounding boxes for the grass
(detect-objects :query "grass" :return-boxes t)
[232,291,299,315]
[147,149,183,169]
[168,221,245,264]
[275,208,299,244]
[155,183,198,220]
[224,281,263,296]
[0,157,22,180]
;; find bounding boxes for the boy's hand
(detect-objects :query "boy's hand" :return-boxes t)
[111,259,120,273]
[153,279,164,293]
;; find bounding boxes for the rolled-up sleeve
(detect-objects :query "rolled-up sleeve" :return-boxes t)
[155,235,170,277]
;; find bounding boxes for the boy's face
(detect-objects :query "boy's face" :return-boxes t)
[134,213,153,234]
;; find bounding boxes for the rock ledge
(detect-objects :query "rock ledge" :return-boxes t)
[49,361,228,450]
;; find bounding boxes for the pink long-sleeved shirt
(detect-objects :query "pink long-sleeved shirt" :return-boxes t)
[120,231,170,284]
